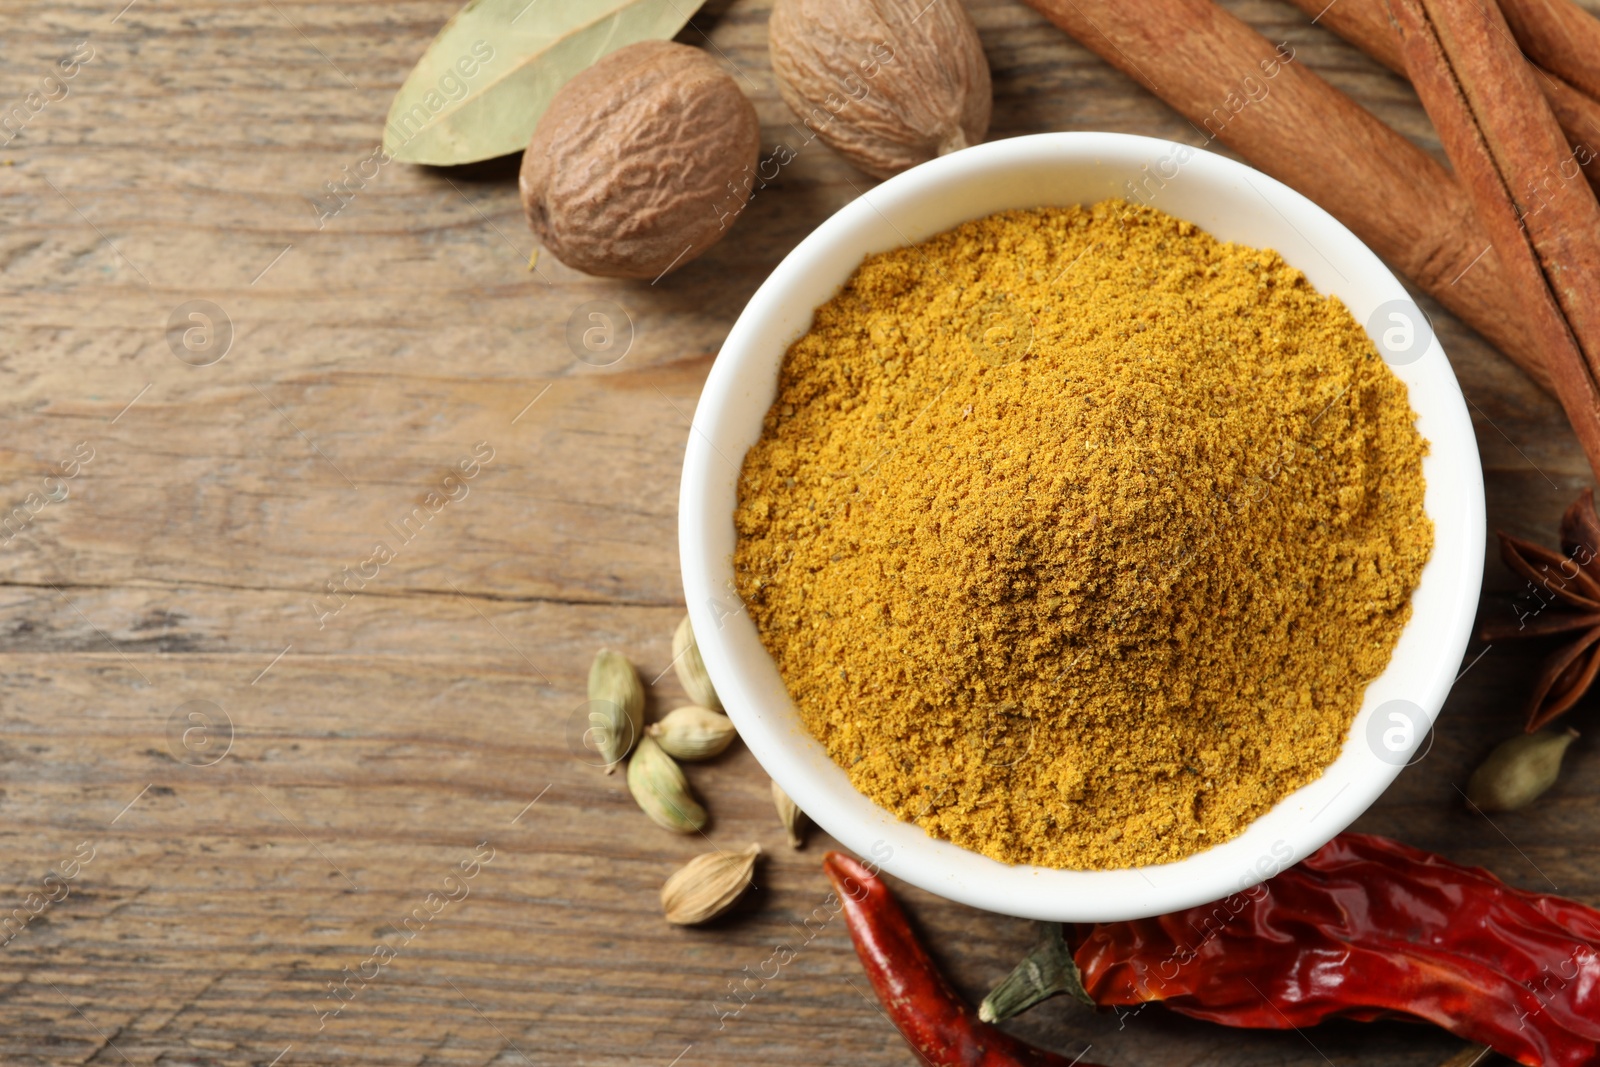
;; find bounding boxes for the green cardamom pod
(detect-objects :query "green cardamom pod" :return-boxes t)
[1466,728,1578,812]
[660,843,760,925]
[672,614,721,710]
[627,734,707,833]
[771,779,807,849]
[647,705,737,761]
[588,649,644,774]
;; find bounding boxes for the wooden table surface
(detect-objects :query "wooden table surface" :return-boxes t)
[1,0,1596,1063]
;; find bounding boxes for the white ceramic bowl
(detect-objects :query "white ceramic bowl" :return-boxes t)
[679,132,1484,922]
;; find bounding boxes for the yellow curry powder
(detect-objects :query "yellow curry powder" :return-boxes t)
[733,201,1432,870]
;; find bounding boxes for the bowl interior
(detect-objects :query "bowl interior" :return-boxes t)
[679,132,1484,922]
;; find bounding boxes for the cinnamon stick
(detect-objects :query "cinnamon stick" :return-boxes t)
[1017,0,1551,390]
[1386,0,1600,477]
[1292,0,1600,123]
[1500,0,1600,104]
[1282,0,1600,195]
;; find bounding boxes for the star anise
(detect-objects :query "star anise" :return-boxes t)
[1481,489,1600,731]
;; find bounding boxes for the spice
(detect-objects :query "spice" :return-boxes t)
[1498,0,1600,104]
[385,0,714,166]
[771,779,807,849]
[672,614,721,710]
[588,649,644,773]
[769,0,991,179]
[1019,0,1552,392]
[823,851,1107,1067]
[647,704,737,761]
[1480,490,1600,729]
[735,202,1431,869]
[626,734,707,833]
[1281,0,1600,197]
[520,40,759,280]
[1387,0,1600,487]
[1466,728,1579,812]
[660,843,760,925]
[977,833,1600,1067]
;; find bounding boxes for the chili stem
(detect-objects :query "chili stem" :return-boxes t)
[978,922,1092,1023]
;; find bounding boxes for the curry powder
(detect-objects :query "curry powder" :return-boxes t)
[733,201,1432,870]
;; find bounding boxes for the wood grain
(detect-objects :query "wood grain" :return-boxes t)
[0,0,1596,1064]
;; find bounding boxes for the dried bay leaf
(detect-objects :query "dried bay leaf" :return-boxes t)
[385,0,711,166]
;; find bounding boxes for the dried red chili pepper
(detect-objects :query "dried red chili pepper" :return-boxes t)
[979,833,1600,1067]
[823,852,1103,1067]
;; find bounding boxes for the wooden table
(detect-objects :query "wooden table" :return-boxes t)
[1,0,1595,1063]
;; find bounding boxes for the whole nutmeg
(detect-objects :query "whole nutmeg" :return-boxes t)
[769,0,991,179]
[519,41,760,280]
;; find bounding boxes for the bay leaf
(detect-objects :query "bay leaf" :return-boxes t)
[384,0,710,166]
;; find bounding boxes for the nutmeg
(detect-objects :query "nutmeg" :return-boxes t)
[519,41,760,280]
[769,0,991,179]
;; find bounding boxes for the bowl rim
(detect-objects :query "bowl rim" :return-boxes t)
[679,131,1485,921]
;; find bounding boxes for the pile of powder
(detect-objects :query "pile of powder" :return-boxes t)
[732,201,1432,870]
